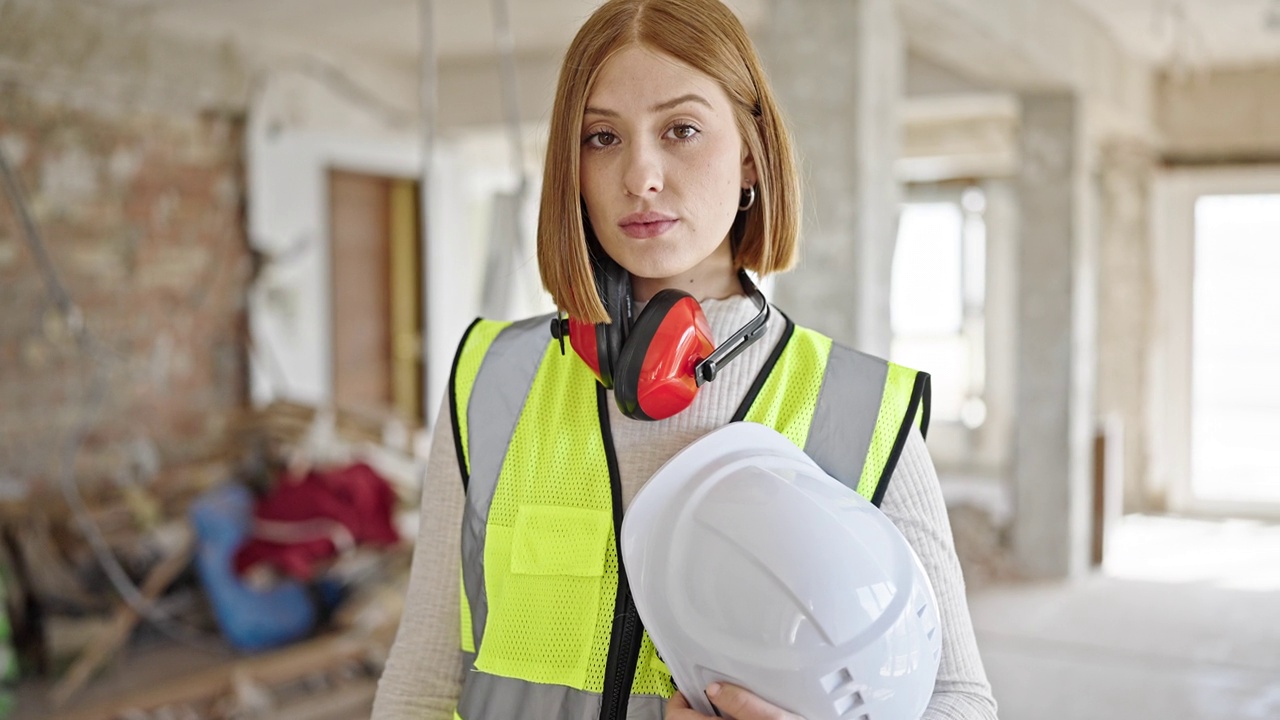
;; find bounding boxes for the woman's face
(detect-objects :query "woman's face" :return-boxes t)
[579,45,756,301]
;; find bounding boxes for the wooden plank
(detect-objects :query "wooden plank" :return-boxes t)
[49,531,195,708]
[46,633,382,720]
[271,678,378,720]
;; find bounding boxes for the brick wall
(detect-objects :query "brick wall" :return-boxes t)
[0,82,250,492]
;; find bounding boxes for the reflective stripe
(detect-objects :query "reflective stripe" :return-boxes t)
[805,342,888,493]
[459,568,474,654]
[457,671,666,720]
[454,320,511,476]
[460,314,554,655]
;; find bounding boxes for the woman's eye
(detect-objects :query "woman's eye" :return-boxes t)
[586,131,618,148]
[669,124,699,141]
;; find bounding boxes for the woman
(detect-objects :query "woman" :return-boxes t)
[372,1,998,718]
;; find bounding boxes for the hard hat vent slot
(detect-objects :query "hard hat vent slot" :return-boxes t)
[833,689,866,716]
[822,667,868,718]
[918,602,937,641]
[820,667,854,693]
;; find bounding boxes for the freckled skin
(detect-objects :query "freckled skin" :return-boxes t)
[579,45,756,303]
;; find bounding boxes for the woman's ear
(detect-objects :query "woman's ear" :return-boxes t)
[740,148,757,187]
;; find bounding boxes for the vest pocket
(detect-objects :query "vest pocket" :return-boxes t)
[475,505,611,690]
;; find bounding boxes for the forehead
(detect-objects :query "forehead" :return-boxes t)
[586,45,728,112]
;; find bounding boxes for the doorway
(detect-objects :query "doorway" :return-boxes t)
[1189,193,1280,506]
[328,169,425,426]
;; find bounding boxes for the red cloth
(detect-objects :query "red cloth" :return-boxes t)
[233,462,399,581]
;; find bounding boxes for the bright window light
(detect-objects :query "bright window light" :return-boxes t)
[1191,193,1280,503]
[891,195,986,426]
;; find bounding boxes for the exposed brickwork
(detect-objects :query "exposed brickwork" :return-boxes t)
[0,81,250,491]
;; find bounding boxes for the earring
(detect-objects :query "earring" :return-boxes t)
[738,185,757,211]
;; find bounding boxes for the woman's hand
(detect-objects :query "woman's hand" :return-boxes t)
[665,683,804,720]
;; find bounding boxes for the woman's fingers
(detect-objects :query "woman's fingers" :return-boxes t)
[665,690,705,718]
[664,683,804,719]
[707,683,804,720]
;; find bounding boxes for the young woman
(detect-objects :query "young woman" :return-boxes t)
[372,1,998,718]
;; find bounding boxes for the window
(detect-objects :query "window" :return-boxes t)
[1191,194,1280,504]
[891,187,987,427]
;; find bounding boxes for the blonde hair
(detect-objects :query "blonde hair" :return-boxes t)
[537,0,801,323]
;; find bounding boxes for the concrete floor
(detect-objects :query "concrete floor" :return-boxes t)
[18,514,1279,719]
[970,515,1280,720]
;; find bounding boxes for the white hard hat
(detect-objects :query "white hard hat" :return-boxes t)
[621,422,942,720]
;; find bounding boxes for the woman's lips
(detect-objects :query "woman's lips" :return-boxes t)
[619,212,678,239]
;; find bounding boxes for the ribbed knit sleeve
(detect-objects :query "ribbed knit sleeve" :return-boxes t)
[371,396,466,720]
[880,427,999,719]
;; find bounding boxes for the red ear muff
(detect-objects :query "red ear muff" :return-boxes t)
[566,317,602,382]
[614,290,715,421]
[566,316,623,388]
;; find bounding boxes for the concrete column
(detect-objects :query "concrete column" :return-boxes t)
[1096,140,1156,515]
[1013,93,1097,579]
[762,0,902,353]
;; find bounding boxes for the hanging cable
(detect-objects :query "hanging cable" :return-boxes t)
[480,0,532,318]
[0,149,83,343]
[492,0,527,197]
[419,0,437,399]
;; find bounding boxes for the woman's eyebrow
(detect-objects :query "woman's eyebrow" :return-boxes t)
[583,93,714,119]
[651,93,713,113]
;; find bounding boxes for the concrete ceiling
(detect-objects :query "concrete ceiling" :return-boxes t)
[139,0,767,65]
[1071,0,1280,68]
[131,0,1280,70]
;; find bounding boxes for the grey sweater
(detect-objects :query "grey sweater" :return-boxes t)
[372,295,998,719]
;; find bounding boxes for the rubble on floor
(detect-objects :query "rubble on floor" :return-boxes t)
[0,400,425,720]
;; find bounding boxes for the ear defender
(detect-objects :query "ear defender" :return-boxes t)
[554,264,771,421]
[613,289,715,421]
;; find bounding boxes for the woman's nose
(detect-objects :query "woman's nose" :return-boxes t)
[622,141,663,197]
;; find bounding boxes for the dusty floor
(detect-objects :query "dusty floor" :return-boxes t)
[16,514,1279,720]
[971,515,1280,720]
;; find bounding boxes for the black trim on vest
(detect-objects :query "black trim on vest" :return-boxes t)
[730,309,795,422]
[918,373,932,441]
[597,384,645,720]
[871,371,932,508]
[449,318,485,492]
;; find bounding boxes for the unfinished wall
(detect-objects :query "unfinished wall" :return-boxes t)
[1159,66,1280,162]
[0,2,252,494]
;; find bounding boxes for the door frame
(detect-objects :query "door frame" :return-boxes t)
[1152,166,1280,518]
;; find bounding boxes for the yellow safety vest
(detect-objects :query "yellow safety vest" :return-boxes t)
[448,312,930,720]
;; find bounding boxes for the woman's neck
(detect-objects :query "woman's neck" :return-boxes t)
[630,237,740,303]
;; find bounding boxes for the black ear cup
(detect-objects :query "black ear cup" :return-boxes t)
[589,251,631,388]
[614,289,692,418]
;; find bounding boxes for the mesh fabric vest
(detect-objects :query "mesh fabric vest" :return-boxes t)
[447,312,930,720]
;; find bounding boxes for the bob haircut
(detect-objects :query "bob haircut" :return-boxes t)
[537,0,801,324]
